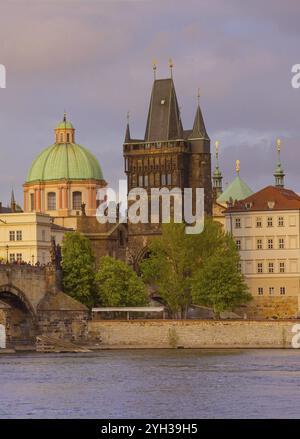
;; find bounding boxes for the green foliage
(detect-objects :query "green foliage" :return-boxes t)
[95,256,148,306]
[141,219,251,318]
[191,248,251,316]
[61,231,96,308]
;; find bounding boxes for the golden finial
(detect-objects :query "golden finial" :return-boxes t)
[215,140,219,153]
[152,58,157,80]
[277,138,281,152]
[169,57,173,77]
[236,159,240,174]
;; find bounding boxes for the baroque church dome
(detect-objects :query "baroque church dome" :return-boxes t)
[26,115,103,183]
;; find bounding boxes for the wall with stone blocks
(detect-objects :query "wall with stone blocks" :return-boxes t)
[88,320,300,349]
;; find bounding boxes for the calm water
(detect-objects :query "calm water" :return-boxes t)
[1,349,300,418]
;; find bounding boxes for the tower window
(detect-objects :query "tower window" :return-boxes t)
[72,191,82,210]
[67,133,70,143]
[60,133,64,143]
[30,193,34,211]
[47,192,56,211]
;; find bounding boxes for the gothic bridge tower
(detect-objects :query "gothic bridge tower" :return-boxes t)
[123,62,212,266]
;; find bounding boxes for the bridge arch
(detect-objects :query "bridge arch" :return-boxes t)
[0,284,38,347]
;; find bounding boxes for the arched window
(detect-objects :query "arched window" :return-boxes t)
[67,133,70,143]
[60,133,64,143]
[47,192,56,211]
[72,191,82,210]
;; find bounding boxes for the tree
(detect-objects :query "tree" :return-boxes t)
[95,256,148,306]
[141,222,193,318]
[61,231,96,308]
[191,244,251,317]
[141,219,250,318]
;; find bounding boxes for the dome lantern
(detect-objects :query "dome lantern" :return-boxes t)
[55,112,75,144]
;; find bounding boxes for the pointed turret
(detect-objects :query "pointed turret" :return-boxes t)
[10,188,16,213]
[144,77,183,141]
[212,141,223,199]
[189,90,209,140]
[274,139,285,188]
[124,111,131,143]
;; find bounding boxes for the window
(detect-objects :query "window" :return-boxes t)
[144,175,148,187]
[30,193,34,211]
[67,133,70,143]
[256,217,262,227]
[257,239,262,250]
[16,253,22,263]
[161,174,166,185]
[267,217,273,227]
[278,238,285,249]
[9,254,15,263]
[269,287,275,296]
[268,262,274,273]
[235,218,241,228]
[138,175,143,187]
[72,191,82,210]
[125,158,129,172]
[257,262,263,273]
[258,287,264,296]
[47,192,56,211]
[9,231,15,241]
[280,287,286,295]
[279,262,285,273]
[60,133,63,142]
[16,231,22,241]
[278,216,284,227]
[236,240,241,250]
[268,239,273,249]
[167,173,172,185]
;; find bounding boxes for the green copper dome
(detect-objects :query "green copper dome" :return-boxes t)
[26,143,103,183]
[217,175,253,204]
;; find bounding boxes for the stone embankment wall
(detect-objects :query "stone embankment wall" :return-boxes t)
[88,319,300,349]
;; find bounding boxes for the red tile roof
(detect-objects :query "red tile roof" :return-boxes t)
[225,185,300,212]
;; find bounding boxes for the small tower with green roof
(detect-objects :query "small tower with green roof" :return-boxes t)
[217,159,253,205]
[274,138,285,188]
[212,140,223,200]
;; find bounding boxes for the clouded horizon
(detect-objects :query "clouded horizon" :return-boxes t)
[0,0,300,205]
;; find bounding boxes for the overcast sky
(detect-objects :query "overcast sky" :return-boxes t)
[0,0,300,205]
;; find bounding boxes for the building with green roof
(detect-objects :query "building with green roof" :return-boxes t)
[216,160,253,204]
[23,114,106,225]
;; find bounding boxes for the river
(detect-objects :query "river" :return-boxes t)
[1,349,300,418]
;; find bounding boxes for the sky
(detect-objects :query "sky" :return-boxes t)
[0,0,300,205]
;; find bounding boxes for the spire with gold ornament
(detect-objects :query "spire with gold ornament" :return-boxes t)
[212,140,223,199]
[274,138,285,188]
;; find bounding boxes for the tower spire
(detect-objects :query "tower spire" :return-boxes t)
[124,111,131,142]
[10,188,16,213]
[274,138,285,187]
[212,140,223,199]
[189,89,208,140]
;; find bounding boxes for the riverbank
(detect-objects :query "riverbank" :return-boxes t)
[88,319,300,349]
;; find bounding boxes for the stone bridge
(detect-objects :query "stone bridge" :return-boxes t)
[0,264,88,349]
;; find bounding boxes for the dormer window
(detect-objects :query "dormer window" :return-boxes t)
[160,98,166,105]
